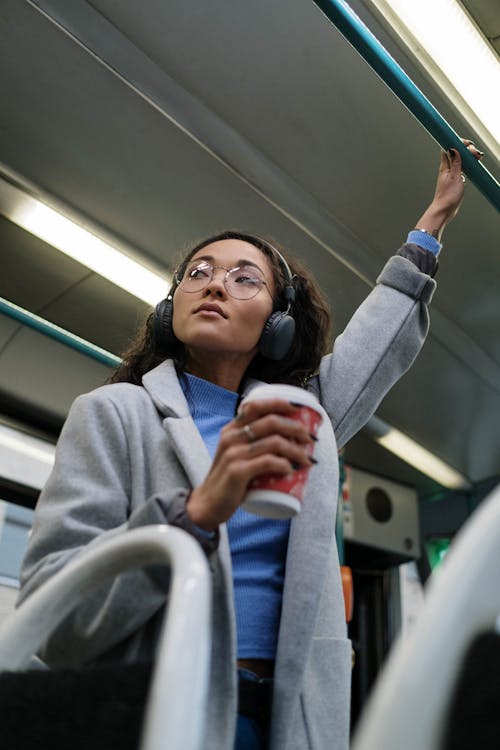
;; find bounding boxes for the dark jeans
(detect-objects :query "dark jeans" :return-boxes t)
[234,669,271,750]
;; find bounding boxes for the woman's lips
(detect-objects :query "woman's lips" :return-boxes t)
[194,303,227,318]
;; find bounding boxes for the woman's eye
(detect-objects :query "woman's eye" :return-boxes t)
[189,267,210,280]
[234,270,262,286]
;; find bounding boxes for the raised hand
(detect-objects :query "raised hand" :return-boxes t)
[415,139,483,242]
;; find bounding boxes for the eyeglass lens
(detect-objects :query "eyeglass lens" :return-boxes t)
[178,261,265,299]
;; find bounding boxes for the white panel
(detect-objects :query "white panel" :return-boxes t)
[343,465,420,558]
[0,424,54,490]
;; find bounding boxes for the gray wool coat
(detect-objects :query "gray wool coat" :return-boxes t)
[18,253,436,750]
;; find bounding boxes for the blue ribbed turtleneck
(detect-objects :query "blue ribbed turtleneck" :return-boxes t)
[180,371,239,457]
[180,372,290,659]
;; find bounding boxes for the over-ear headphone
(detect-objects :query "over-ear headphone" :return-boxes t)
[152,235,296,361]
[255,238,296,360]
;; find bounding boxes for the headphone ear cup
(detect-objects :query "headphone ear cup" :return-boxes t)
[259,311,296,360]
[152,297,176,353]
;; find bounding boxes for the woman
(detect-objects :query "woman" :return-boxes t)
[18,144,480,750]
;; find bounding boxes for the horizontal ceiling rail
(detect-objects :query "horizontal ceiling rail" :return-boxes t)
[0,296,120,368]
[313,0,500,212]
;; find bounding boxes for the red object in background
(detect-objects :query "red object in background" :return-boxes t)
[341,565,354,622]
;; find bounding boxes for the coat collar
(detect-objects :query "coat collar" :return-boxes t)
[141,359,190,418]
[142,358,264,417]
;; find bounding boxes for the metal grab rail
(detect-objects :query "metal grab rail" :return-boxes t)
[0,525,211,750]
[352,482,500,750]
[313,0,500,212]
[0,295,121,367]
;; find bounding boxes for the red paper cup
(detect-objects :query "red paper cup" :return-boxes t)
[240,384,322,519]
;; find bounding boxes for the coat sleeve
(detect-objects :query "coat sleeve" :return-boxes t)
[312,253,436,450]
[16,389,196,668]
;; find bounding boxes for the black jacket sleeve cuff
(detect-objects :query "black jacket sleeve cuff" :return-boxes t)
[397,243,439,278]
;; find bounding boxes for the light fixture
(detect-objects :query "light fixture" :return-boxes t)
[368,0,500,162]
[367,416,470,490]
[0,175,169,305]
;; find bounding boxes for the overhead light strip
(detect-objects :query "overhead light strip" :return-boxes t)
[367,416,470,490]
[0,176,169,306]
[367,0,500,162]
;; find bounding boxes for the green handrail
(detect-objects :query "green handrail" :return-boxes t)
[0,296,121,367]
[313,0,500,212]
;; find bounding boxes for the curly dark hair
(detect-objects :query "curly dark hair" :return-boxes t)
[108,231,332,389]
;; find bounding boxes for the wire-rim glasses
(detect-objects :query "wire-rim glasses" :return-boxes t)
[176,260,269,300]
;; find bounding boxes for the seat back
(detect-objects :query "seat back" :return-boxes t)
[0,525,211,750]
[352,483,500,750]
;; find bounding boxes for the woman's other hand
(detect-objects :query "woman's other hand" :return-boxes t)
[415,139,484,242]
[186,399,315,531]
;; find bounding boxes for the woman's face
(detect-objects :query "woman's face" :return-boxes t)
[172,239,275,366]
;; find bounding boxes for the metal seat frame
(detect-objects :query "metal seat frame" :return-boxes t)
[0,525,211,750]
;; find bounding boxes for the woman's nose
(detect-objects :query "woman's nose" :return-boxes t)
[203,269,227,297]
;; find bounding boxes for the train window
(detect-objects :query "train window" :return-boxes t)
[0,499,34,625]
[0,419,52,624]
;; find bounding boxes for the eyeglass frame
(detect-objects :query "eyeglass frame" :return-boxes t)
[168,234,296,309]
[174,259,274,301]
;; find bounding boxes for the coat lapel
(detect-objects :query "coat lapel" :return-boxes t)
[162,416,211,487]
[142,359,237,669]
[143,360,235,571]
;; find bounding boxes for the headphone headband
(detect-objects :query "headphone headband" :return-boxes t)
[248,235,295,304]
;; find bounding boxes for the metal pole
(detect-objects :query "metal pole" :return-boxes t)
[313,0,500,212]
[0,296,121,367]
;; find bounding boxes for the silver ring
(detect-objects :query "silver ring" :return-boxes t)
[242,424,257,443]
[461,173,466,183]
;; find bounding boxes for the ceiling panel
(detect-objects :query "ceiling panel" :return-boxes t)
[40,275,151,355]
[0,216,89,310]
[33,0,499,370]
[0,327,111,417]
[0,316,20,351]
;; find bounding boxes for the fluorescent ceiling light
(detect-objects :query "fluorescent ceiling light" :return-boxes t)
[0,176,169,305]
[368,0,500,162]
[367,417,470,490]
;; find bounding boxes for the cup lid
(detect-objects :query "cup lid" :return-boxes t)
[242,383,321,411]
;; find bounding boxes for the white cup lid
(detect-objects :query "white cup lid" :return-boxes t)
[242,383,321,412]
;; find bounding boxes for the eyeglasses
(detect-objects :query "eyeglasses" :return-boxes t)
[176,260,270,300]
